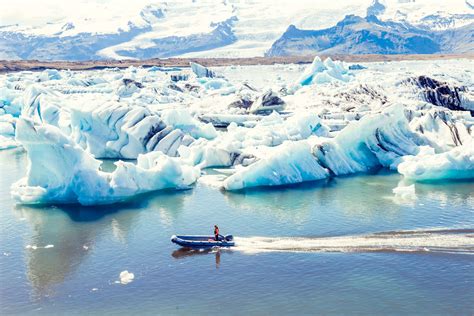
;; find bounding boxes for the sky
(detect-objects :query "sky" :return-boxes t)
[0,0,471,30]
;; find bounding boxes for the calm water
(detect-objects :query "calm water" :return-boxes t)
[0,148,473,315]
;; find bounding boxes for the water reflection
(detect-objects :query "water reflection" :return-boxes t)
[171,248,227,269]
[222,171,405,225]
[417,180,474,209]
[223,179,334,225]
[145,190,192,227]
[14,204,106,298]
[13,188,190,297]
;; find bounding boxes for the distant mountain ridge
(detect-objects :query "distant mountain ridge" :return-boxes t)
[266,15,474,56]
[0,0,473,60]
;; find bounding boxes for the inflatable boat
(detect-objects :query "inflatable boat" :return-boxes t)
[171,234,235,249]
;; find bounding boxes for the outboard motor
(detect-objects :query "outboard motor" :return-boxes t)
[225,235,234,242]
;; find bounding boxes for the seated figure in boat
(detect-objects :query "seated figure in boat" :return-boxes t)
[214,225,220,241]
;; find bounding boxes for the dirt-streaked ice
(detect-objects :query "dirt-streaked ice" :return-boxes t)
[1,58,473,204]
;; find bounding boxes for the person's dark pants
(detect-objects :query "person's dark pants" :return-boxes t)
[215,235,219,241]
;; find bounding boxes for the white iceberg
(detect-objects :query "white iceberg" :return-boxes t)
[70,103,195,159]
[190,62,216,78]
[249,89,286,114]
[0,135,19,150]
[38,69,62,82]
[295,56,352,87]
[11,118,199,205]
[0,114,19,150]
[0,87,22,116]
[408,109,474,152]
[161,109,217,140]
[314,105,422,176]
[224,106,423,190]
[223,141,329,190]
[179,111,327,169]
[398,145,474,181]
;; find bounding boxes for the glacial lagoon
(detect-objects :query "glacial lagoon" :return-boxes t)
[1,148,473,315]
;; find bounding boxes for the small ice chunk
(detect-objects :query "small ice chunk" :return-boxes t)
[44,244,54,249]
[119,270,135,284]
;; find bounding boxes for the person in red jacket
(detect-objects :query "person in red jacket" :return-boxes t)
[214,225,220,241]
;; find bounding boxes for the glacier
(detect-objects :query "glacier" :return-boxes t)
[1,57,473,204]
[0,0,472,60]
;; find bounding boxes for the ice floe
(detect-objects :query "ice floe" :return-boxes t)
[119,270,135,285]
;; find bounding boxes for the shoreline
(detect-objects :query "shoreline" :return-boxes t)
[1,54,473,73]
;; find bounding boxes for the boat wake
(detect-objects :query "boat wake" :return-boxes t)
[234,229,474,255]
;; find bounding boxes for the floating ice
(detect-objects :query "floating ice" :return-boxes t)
[1,59,473,200]
[116,78,144,98]
[161,109,217,140]
[38,69,62,82]
[224,105,423,190]
[295,56,351,87]
[25,244,54,249]
[119,270,134,285]
[314,105,421,175]
[0,138,19,150]
[190,62,216,78]
[11,118,199,205]
[70,103,196,159]
[198,78,235,95]
[20,85,69,133]
[180,111,327,169]
[398,145,474,181]
[249,89,286,114]
[407,109,473,152]
[0,87,22,117]
[348,64,367,70]
[0,116,19,150]
[223,141,329,190]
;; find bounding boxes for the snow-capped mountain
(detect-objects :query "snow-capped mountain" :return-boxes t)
[266,14,474,56]
[0,0,473,60]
